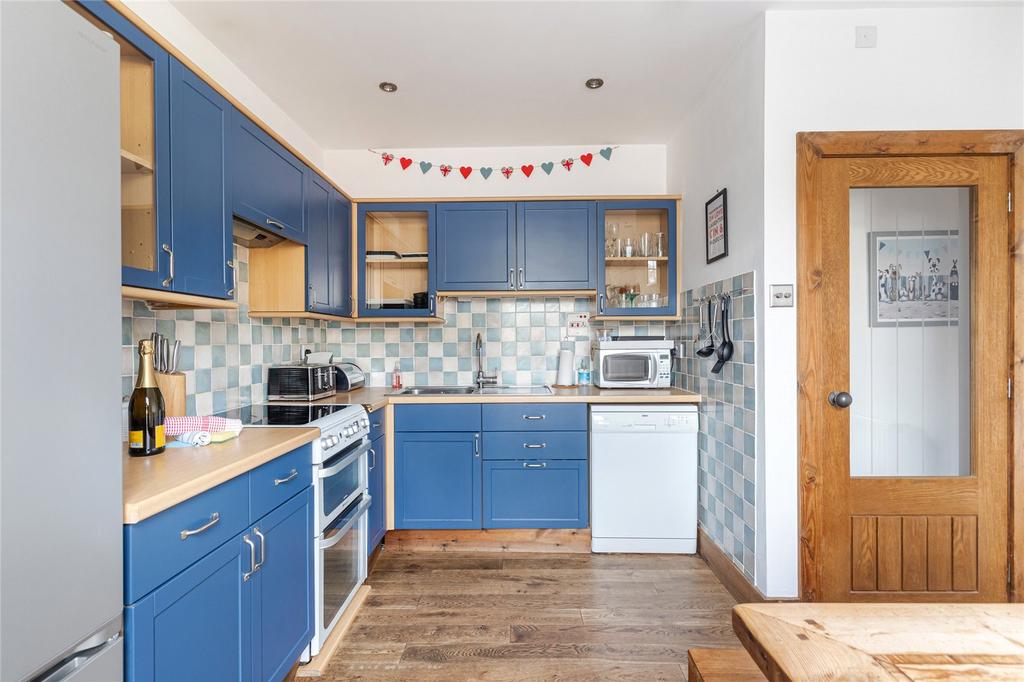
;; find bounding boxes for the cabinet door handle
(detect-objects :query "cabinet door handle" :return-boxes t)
[180,512,219,540]
[369,448,376,471]
[253,526,266,571]
[522,414,546,421]
[371,421,382,428]
[273,469,299,486]
[474,434,480,458]
[598,293,605,313]
[523,462,547,468]
[242,534,256,582]
[518,267,524,289]
[309,285,317,310]
[429,294,436,316]
[509,268,515,290]
[227,260,236,297]
[161,244,174,288]
[522,442,547,449]
[265,217,286,231]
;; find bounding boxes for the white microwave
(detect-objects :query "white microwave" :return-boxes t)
[592,339,674,388]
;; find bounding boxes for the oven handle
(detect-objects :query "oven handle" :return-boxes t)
[318,440,372,480]
[318,495,372,550]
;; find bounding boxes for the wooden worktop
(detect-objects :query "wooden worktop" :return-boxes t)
[314,385,700,412]
[733,602,1024,680]
[123,427,319,524]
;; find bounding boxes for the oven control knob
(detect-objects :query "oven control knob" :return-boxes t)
[320,437,330,449]
[360,418,369,429]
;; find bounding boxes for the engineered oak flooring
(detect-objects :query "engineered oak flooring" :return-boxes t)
[323,551,740,681]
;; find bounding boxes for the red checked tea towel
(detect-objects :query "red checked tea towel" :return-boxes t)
[164,416,243,437]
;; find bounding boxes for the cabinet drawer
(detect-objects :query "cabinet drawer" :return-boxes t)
[482,403,586,431]
[249,444,312,522]
[395,404,481,432]
[368,407,386,442]
[483,431,587,460]
[125,474,249,603]
[483,460,588,529]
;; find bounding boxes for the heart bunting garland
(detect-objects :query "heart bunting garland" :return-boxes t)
[368,147,618,181]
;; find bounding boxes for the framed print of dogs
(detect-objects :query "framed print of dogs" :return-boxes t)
[868,230,961,327]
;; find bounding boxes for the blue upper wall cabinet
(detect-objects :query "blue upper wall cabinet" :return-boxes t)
[330,191,352,317]
[230,108,306,245]
[168,58,234,299]
[305,173,332,313]
[436,203,516,291]
[597,200,678,317]
[357,203,437,318]
[516,201,596,291]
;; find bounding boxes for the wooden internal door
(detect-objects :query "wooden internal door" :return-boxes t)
[798,133,1016,602]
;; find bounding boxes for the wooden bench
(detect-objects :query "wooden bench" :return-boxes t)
[688,648,765,681]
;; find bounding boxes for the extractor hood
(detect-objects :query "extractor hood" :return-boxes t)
[232,217,285,249]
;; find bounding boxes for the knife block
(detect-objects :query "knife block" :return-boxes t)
[155,372,186,417]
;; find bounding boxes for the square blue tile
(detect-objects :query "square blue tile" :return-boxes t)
[400,327,414,342]
[196,368,211,393]
[240,345,251,365]
[486,328,500,342]
[179,346,195,371]
[228,366,239,388]
[442,342,457,357]
[212,346,226,367]
[175,310,194,321]
[371,328,384,342]
[515,327,529,341]
[251,365,262,384]
[122,318,133,345]
[428,328,442,342]
[211,310,225,323]
[385,343,399,357]
[252,325,263,344]
[429,357,443,371]
[371,357,385,372]
[414,343,428,357]
[213,390,227,412]
[458,328,471,342]
[196,322,211,345]
[185,395,197,415]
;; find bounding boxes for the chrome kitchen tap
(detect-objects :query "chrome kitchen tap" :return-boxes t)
[474,333,498,389]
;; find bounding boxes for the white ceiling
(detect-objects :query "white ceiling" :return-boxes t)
[170,1,768,149]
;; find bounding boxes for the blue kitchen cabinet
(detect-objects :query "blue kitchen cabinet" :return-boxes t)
[357,203,437,317]
[231,108,306,244]
[435,202,516,291]
[330,190,352,317]
[367,433,386,554]
[596,200,678,317]
[125,533,253,682]
[516,201,597,290]
[169,58,234,299]
[305,173,332,312]
[483,460,589,529]
[394,431,481,529]
[251,488,314,682]
[79,1,172,292]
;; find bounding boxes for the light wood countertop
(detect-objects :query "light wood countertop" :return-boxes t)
[312,385,700,412]
[123,427,319,524]
[733,602,1024,680]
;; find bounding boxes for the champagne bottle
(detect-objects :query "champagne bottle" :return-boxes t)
[128,339,165,456]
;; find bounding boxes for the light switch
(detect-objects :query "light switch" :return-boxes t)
[855,25,877,48]
[770,284,794,307]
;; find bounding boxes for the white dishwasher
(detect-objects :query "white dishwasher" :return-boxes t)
[590,404,699,553]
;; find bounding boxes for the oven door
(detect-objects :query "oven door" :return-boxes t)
[311,494,370,656]
[315,439,370,532]
[597,351,657,387]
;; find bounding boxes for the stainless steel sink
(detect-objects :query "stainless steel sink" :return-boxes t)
[478,385,553,395]
[394,386,478,395]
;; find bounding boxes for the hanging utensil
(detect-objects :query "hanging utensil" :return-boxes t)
[696,297,718,357]
[711,295,734,374]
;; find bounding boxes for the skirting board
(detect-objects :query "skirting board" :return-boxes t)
[385,528,591,553]
[697,527,766,603]
[296,584,370,677]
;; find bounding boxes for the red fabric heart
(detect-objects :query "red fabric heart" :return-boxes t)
[521,164,534,178]
[381,153,394,166]
[399,157,413,170]
[460,166,473,179]
[580,153,593,166]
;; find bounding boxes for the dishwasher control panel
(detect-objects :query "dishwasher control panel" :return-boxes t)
[590,406,698,433]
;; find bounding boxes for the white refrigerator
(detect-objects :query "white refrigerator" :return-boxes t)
[1,2,124,680]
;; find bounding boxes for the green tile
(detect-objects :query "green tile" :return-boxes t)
[196,322,211,345]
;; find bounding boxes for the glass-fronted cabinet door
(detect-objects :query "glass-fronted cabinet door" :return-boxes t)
[74,2,171,291]
[596,200,677,317]
[357,203,437,317]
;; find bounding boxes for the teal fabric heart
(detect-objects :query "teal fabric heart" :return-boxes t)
[541,161,554,175]
[419,161,432,174]
[599,147,613,160]
[479,167,493,179]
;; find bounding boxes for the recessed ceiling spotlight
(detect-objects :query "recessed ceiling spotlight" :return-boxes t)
[585,77,604,90]
[379,81,398,93]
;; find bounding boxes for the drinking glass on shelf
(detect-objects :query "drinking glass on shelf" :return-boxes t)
[654,233,664,257]
[609,223,620,257]
[623,238,634,258]
[639,232,652,258]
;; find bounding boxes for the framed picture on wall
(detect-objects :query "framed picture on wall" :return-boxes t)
[705,188,728,263]
[868,230,961,327]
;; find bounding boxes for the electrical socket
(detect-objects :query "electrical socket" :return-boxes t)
[567,312,590,335]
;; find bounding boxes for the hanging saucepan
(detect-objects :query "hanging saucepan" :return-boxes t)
[711,295,733,374]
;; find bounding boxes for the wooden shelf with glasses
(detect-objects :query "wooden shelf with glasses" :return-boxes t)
[604,256,668,263]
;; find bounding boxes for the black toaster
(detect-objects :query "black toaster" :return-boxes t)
[267,364,336,401]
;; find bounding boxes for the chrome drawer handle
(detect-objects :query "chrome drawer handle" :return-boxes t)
[273,469,299,486]
[253,527,266,571]
[522,443,547,449]
[242,534,256,581]
[181,512,220,540]
[265,217,286,230]
[522,415,546,421]
[371,422,382,428]
[161,244,174,287]
[523,462,547,468]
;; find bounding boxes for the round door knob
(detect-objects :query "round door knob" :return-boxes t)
[828,391,853,408]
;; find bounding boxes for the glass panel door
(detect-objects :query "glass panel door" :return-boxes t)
[848,187,970,477]
[598,202,676,316]
[361,205,434,316]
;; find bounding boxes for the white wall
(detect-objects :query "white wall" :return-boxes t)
[121,0,324,167]
[667,18,765,293]
[760,5,1024,598]
[323,145,666,199]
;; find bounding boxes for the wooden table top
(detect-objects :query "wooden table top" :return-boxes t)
[733,603,1024,681]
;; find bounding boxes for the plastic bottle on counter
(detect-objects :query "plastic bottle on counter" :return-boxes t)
[392,361,403,389]
[577,356,592,386]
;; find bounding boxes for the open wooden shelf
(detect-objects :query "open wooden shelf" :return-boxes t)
[122,286,238,310]
[120,149,153,174]
[605,256,668,263]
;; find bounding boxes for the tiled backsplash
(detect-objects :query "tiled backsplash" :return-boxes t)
[671,272,757,581]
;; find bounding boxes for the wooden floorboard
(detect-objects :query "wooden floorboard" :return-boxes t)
[322,549,740,680]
